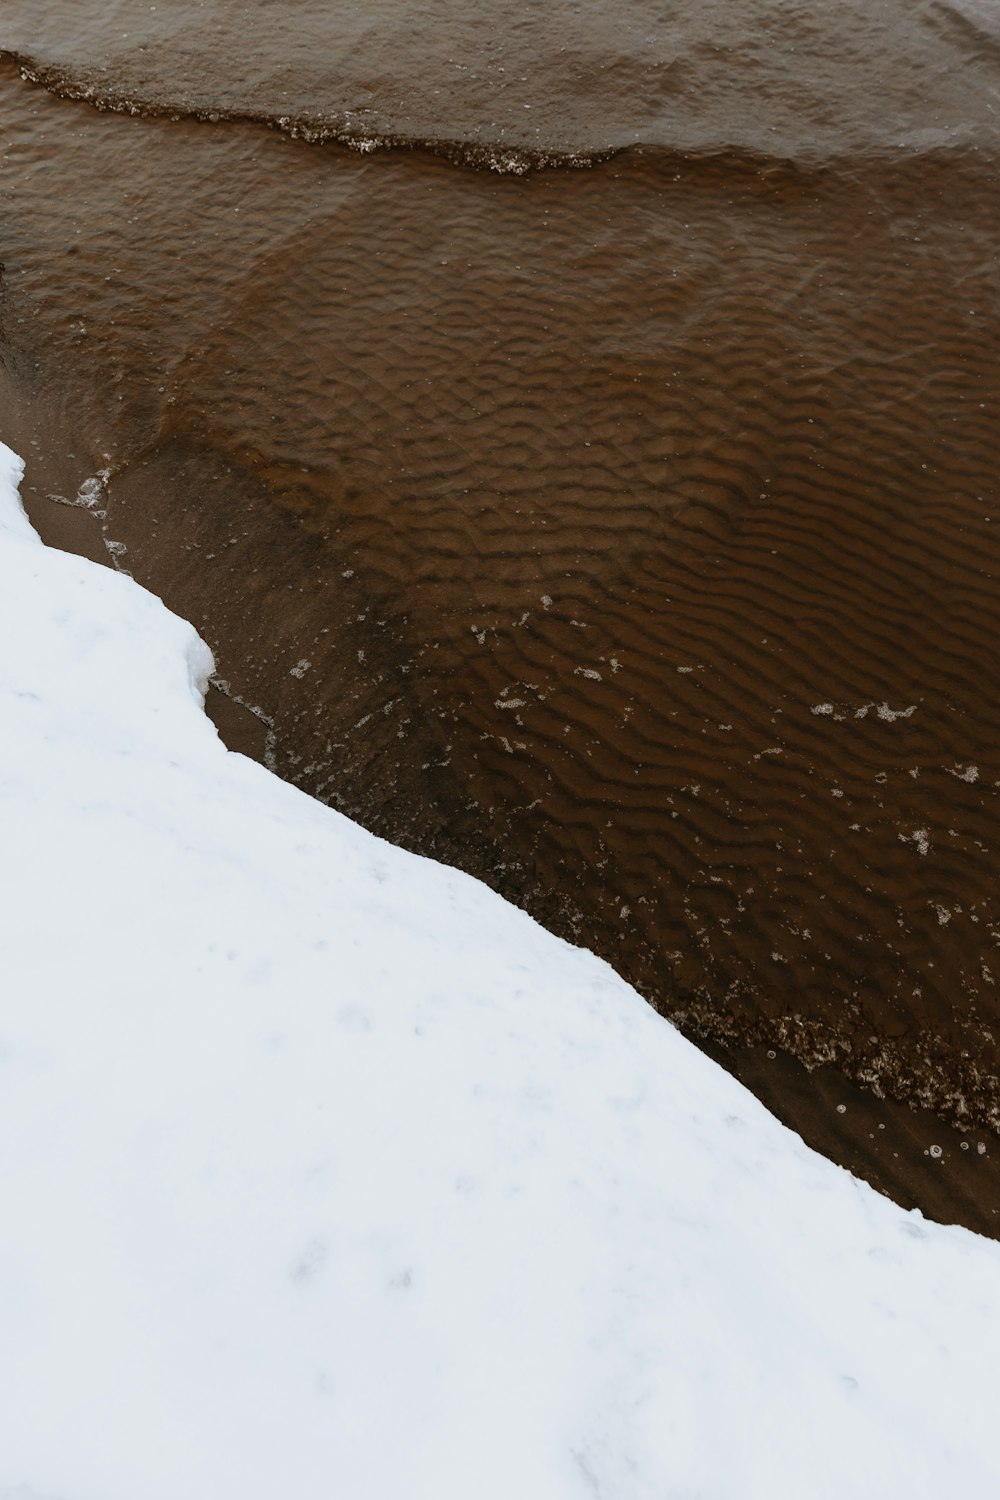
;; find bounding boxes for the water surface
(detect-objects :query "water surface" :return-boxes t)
[3,0,1000,1229]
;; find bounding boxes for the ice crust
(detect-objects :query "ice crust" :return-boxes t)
[1,440,999,1498]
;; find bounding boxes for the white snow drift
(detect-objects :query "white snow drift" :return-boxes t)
[1,440,999,1499]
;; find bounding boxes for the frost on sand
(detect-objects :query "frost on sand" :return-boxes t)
[1,440,1000,1499]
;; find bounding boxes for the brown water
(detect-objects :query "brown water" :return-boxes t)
[3,0,1000,1232]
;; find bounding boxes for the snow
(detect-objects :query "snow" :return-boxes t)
[1,437,999,1498]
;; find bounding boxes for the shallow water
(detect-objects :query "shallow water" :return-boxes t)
[3,0,1000,1229]
[7,0,1000,162]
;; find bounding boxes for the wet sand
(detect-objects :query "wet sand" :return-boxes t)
[4,5,1000,1235]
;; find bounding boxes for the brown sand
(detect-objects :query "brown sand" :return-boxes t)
[3,19,1000,1235]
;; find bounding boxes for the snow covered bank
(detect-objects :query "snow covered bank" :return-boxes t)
[1,439,999,1499]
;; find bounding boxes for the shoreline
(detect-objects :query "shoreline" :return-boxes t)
[3,434,1000,1496]
[7,378,1000,1239]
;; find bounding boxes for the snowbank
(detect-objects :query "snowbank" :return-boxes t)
[1,440,998,1499]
